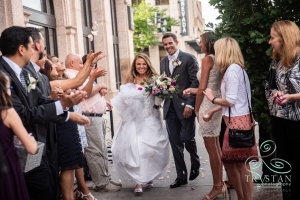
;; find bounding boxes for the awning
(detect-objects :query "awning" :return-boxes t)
[185,40,202,54]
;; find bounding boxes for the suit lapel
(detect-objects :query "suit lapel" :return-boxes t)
[0,57,28,97]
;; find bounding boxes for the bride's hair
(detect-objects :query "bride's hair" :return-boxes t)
[125,53,158,83]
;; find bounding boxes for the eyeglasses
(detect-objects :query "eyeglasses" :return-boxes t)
[7,86,13,90]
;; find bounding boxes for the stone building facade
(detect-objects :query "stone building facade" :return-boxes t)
[0,0,135,92]
[0,0,204,92]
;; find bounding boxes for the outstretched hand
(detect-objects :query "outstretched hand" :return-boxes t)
[60,90,87,109]
[86,50,103,64]
[91,66,107,78]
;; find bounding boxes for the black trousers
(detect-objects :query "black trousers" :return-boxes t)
[165,103,200,179]
[24,155,55,200]
[271,116,300,200]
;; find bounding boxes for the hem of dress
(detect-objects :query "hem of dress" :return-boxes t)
[200,134,220,138]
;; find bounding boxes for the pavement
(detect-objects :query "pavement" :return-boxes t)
[86,97,283,200]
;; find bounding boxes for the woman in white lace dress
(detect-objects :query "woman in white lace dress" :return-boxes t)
[111,53,169,196]
[183,32,225,200]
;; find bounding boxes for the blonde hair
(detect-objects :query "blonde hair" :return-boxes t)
[125,53,158,83]
[214,37,245,74]
[271,20,300,67]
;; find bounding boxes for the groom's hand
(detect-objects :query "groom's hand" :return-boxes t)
[183,106,192,118]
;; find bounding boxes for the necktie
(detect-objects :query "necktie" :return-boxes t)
[168,55,175,74]
[20,70,28,95]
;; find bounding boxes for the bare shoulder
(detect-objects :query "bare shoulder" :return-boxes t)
[202,56,214,69]
[1,108,16,128]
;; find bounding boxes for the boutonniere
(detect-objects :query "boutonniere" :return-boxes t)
[27,74,39,92]
[172,59,182,68]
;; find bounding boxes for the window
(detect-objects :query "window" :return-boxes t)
[23,0,54,15]
[23,0,58,56]
[81,0,95,54]
[156,0,169,5]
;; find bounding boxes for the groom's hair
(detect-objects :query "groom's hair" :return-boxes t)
[162,32,178,42]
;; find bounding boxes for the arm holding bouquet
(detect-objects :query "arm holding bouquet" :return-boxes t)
[142,73,180,109]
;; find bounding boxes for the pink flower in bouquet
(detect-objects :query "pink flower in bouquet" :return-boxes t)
[137,87,143,90]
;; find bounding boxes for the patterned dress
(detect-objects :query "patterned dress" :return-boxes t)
[197,54,222,137]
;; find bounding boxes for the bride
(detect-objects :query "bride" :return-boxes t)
[111,53,169,195]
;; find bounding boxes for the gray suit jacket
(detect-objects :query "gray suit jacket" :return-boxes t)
[160,50,199,120]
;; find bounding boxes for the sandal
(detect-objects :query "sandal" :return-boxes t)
[224,180,234,189]
[146,181,153,189]
[134,184,143,196]
[79,192,97,200]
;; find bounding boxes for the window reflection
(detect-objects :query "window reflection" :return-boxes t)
[23,0,43,11]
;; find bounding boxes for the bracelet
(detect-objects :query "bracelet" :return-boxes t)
[212,97,217,104]
[90,64,95,67]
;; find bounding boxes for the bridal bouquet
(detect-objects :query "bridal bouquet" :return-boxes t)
[142,73,180,109]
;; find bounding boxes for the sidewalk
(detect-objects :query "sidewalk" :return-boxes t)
[88,98,282,200]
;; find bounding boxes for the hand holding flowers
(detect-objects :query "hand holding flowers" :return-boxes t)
[141,73,180,109]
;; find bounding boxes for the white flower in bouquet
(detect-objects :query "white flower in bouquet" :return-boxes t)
[143,73,180,109]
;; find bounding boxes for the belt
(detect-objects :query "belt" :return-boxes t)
[83,113,103,117]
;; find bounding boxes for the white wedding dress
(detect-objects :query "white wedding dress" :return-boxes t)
[111,83,169,184]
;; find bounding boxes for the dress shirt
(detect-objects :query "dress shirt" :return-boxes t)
[2,56,65,116]
[64,69,106,114]
[31,61,40,73]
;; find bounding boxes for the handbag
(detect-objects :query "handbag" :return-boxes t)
[228,70,255,148]
[266,67,278,90]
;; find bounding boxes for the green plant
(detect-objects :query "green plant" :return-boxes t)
[132,0,179,54]
[209,0,300,132]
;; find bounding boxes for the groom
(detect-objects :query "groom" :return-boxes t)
[160,33,200,188]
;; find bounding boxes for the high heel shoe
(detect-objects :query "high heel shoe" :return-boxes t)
[134,184,143,196]
[202,184,227,200]
[146,181,153,189]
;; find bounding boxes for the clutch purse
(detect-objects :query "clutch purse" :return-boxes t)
[14,136,44,172]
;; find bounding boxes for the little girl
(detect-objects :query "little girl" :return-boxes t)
[0,71,38,200]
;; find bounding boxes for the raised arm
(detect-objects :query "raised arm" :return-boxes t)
[50,51,103,91]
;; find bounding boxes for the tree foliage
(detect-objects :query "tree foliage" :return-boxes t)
[132,1,179,54]
[208,0,300,132]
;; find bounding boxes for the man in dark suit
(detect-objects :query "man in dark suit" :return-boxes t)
[0,26,87,200]
[160,33,200,188]
[24,27,61,200]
